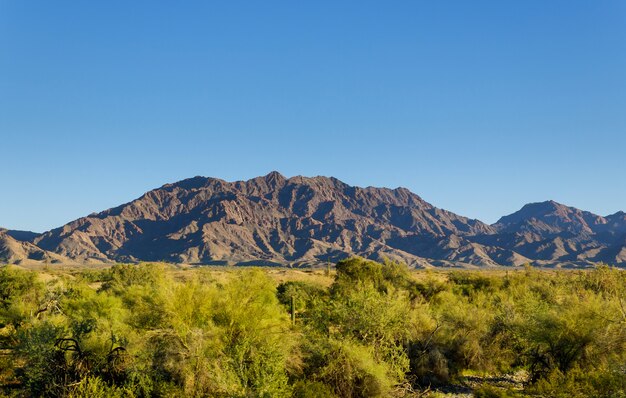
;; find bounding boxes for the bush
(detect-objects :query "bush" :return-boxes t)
[474,384,521,398]
[527,366,626,398]
[302,338,394,398]
[0,266,44,328]
[0,260,625,397]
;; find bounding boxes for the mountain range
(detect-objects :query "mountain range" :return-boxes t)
[2,172,626,268]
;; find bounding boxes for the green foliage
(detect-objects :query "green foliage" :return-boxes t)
[334,257,386,290]
[333,257,416,294]
[0,260,624,397]
[0,266,40,310]
[276,281,326,312]
[448,271,503,297]
[316,339,394,398]
[411,274,448,302]
[292,380,338,398]
[211,270,292,397]
[99,263,166,292]
[297,337,394,398]
[527,366,626,398]
[474,384,522,398]
[14,322,66,397]
[327,284,412,379]
[0,266,44,328]
[67,376,134,398]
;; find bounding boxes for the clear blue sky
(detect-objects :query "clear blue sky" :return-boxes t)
[1,1,625,232]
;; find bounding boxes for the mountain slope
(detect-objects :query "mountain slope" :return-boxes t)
[490,201,625,265]
[494,200,607,236]
[33,172,498,267]
[0,229,66,265]
[4,174,626,268]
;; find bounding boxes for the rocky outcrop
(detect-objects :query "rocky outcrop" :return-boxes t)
[3,174,625,268]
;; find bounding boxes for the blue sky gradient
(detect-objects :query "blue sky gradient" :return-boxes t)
[1,1,625,232]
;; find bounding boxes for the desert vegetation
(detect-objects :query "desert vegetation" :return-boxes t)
[0,259,624,397]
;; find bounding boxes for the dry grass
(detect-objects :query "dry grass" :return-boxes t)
[169,266,335,287]
[8,262,585,291]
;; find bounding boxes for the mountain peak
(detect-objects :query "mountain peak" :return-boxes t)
[264,171,286,185]
[523,200,564,211]
[608,211,626,218]
[494,200,605,237]
[494,201,560,226]
[31,173,495,267]
[165,176,212,190]
[8,173,626,268]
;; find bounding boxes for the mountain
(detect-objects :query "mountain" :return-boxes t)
[493,200,607,236]
[3,173,626,268]
[1,229,40,242]
[31,172,498,267]
[489,201,626,266]
[0,229,67,265]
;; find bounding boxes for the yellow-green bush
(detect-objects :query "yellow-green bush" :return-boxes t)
[0,262,624,397]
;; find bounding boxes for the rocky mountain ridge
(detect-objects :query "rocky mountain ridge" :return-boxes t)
[3,172,625,268]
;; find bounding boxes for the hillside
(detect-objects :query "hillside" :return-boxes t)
[487,200,626,266]
[31,172,498,267]
[3,173,626,267]
[0,229,66,265]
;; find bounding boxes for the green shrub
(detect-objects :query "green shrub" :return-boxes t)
[528,367,626,398]
[14,322,67,397]
[292,380,338,398]
[473,384,521,398]
[0,260,624,397]
[0,266,44,328]
[67,376,133,398]
[307,339,394,398]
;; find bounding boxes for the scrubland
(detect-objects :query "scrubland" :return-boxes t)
[0,260,624,397]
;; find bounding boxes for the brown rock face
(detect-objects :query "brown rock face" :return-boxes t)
[494,200,608,236]
[0,229,66,265]
[4,173,626,268]
[31,172,496,267]
[489,201,626,266]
